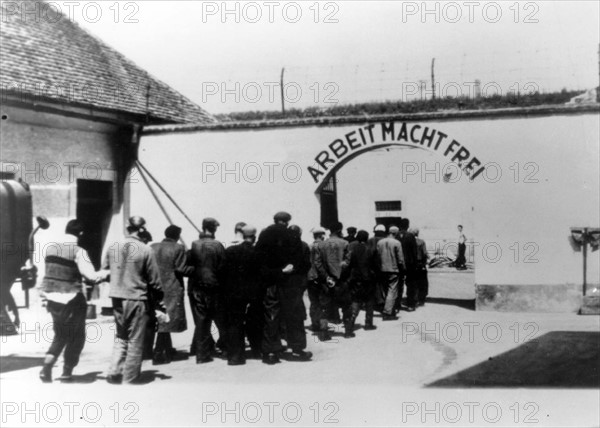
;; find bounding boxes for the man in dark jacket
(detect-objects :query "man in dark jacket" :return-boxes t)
[397,218,419,312]
[347,230,378,334]
[307,227,326,332]
[188,217,226,363]
[255,211,307,364]
[368,224,387,311]
[105,216,165,384]
[411,227,429,306]
[150,225,193,364]
[281,225,312,360]
[224,225,263,365]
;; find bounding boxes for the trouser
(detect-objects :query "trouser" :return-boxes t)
[381,273,399,315]
[319,280,353,332]
[262,282,285,354]
[154,332,173,354]
[417,268,429,303]
[226,294,263,362]
[189,287,225,359]
[108,298,149,383]
[457,243,466,267]
[350,280,376,327]
[307,280,323,328]
[404,269,419,308]
[279,276,307,352]
[375,273,386,309]
[143,318,156,359]
[46,293,87,370]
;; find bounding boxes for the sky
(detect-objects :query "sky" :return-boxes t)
[69,1,600,114]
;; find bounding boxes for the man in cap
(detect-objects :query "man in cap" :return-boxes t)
[228,221,247,248]
[224,225,263,365]
[282,225,312,360]
[344,227,357,244]
[368,224,387,311]
[150,225,193,364]
[307,227,326,332]
[105,216,165,384]
[316,221,354,339]
[411,227,429,307]
[38,219,109,382]
[188,217,227,363]
[397,218,419,312]
[377,225,404,320]
[347,230,378,334]
[255,211,306,364]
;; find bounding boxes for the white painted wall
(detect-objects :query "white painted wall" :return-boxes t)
[134,113,599,290]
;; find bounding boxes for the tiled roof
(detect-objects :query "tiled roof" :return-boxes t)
[0,1,215,124]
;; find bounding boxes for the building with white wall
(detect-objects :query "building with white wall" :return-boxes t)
[136,105,600,313]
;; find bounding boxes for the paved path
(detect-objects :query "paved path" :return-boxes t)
[1,272,598,427]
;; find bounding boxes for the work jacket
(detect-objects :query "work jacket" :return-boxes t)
[377,236,405,273]
[189,233,226,289]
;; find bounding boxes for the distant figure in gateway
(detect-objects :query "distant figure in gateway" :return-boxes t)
[455,224,467,270]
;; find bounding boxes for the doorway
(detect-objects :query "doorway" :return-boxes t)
[76,179,113,269]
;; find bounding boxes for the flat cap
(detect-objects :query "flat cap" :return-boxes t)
[202,217,220,229]
[273,211,292,222]
[389,226,400,235]
[241,225,257,237]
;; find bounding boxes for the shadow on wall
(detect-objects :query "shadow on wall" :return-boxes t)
[427,331,600,388]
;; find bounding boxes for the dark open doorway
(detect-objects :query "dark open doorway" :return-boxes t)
[76,179,113,269]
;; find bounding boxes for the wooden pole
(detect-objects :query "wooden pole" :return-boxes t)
[280,67,286,115]
[431,58,436,101]
[583,227,588,296]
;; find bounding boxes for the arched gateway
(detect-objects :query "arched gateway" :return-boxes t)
[307,121,488,228]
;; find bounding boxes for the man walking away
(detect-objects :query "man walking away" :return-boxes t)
[307,227,326,332]
[228,222,247,248]
[368,224,387,311]
[282,225,312,361]
[398,218,418,312]
[377,225,404,320]
[411,227,429,306]
[188,218,226,364]
[255,211,301,365]
[347,230,378,334]
[317,222,354,338]
[39,219,108,382]
[105,216,165,384]
[344,227,357,243]
[150,225,193,365]
[224,225,263,365]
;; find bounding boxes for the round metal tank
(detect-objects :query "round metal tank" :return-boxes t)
[1,180,33,289]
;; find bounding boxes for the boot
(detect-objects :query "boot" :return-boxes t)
[262,352,280,365]
[58,366,73,382]
[344,319,356,338]
[364,313,377,330]
[39,354,56,383]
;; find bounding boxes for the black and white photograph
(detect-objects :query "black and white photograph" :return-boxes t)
[1,1,599,427]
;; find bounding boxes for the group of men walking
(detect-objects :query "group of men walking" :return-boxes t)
[37,211,429,384]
